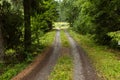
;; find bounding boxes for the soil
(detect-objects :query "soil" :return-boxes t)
[61,47,71,56]
[12,30,99,80]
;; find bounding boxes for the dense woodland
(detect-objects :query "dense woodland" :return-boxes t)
[0,0,58,64]
[0,0,120,79]
[61,0,120,48]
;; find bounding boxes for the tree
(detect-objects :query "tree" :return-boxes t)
[23,0,31,52]
[62,0,120,48]
[0,13,4,63]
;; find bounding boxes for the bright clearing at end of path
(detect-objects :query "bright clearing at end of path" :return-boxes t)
[53,22,69,30]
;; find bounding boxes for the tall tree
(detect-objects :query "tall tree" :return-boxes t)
[23,0,31,52]
[0,17,4,63]
[0,2,4,63]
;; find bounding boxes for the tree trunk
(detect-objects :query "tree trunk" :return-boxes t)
[23,0,31,52]
[0,22,4,63]
[47,20,52,31]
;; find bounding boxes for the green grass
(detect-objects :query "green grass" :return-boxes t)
[0,62,28,80]
[49,54,73,80]
[60,30,70,47]
[0,30,56,80]
[40,30,56,47]
[69,30,120,80]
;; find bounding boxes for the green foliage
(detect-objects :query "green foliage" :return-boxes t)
[5,49,16,55]
[108,31,120,42]
[74,1,95,34]
[1,0,23,49]
[3,13,23,49]
[49,55,73,80]
[31,0,58,31]
[0,0,58,63]
[0,63,4,73]
[62,0,120,47]
[61,0,95,34]
[0,0,58,77]
[27,30,56,62]
[69,30,120,80]
[0,0,24,64]
[39,31,56,48]
[0,62,28,80]
[26,30,56,63]
[30,0,58,53]
[0,30,56,79]
[61,0,77,26]
[108,31,120,48]
[89,0,120,45]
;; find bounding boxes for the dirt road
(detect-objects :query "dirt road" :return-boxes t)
[12,30,99,80]
[32,30,61,80]
[65,30,98,80]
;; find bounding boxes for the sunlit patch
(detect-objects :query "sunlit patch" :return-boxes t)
[53,22,69,30]
[118,41,120,45]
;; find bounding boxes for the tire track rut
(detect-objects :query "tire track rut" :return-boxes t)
[21,30,61,80]
[65,30,98,80]
[33,30,61,80]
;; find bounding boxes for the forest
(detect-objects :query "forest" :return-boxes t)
[0,0,58,78]
[61,0,120,48]
[0,0,120,80]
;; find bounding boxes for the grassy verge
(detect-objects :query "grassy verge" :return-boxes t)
[49,54,73,80]
[0,30,56,80]
[60,30,70,47]
[69,30,120,80]
[40,30,56,47]
[0,63,28,80]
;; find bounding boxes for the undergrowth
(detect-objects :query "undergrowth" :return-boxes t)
[69,30,120,80]
[0,30,56,80]
[40,30,56,47]
[0,63,28,80]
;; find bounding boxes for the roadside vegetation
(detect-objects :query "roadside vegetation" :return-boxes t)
[61,0,120,49]
[0,0,58,79]
[69,30,120,80]
[0,30,56,80]
[60,0,120,79]
[0,62,28,80]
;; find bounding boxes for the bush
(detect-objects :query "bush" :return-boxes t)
[108,31,120,49]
